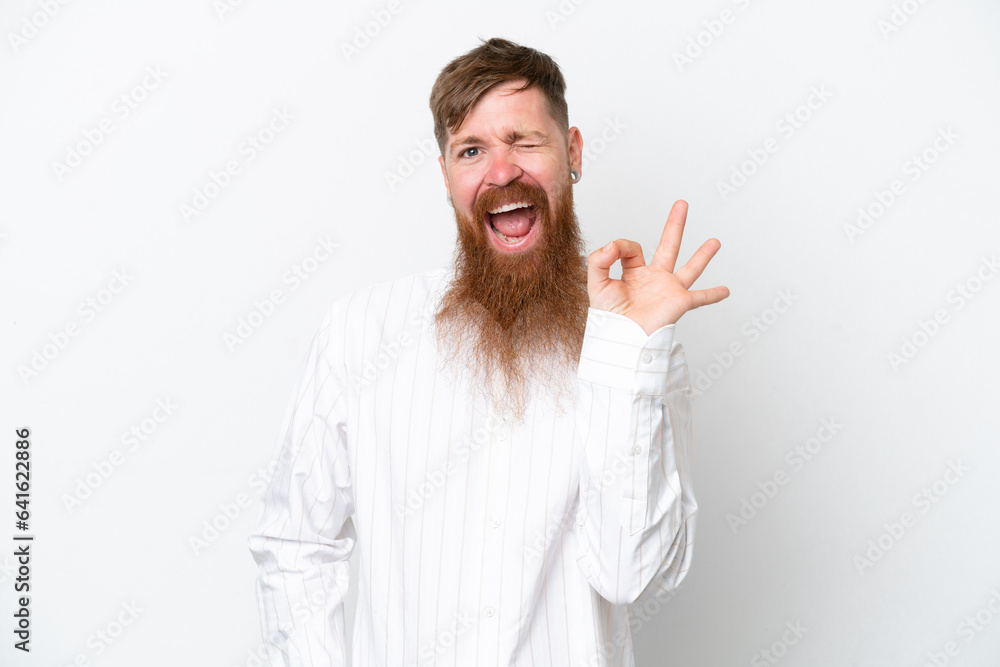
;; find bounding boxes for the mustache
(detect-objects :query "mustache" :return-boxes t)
[472,181,551,224]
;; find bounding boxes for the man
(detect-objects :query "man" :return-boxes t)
[248,37,728,666]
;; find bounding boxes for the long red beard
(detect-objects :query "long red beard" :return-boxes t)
[433,179,589,421]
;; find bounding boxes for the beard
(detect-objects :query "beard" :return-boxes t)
[433,177,590,422]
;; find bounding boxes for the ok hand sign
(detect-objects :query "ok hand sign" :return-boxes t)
[587,200,730,335]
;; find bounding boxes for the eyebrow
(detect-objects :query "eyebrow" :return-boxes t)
[449,130,549,154]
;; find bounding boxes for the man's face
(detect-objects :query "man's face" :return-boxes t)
[433,80,589,420]
[438,79,583,267]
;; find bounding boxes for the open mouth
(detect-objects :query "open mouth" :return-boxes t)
[487,201,537,249]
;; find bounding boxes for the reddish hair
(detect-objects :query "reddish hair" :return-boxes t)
[429,37,570,157]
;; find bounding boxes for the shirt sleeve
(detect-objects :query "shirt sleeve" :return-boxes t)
[247,305,356,666]
[572,307,697,606]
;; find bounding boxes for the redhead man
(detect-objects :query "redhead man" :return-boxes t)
[249,37,728,667]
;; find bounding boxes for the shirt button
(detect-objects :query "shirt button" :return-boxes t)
[632,445,642,455]
[484,606,495,618]
[640,351,653,364]
[498,429,508,440]
[490,517,501,528]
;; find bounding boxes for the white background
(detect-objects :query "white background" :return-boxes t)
[2,0,999,665]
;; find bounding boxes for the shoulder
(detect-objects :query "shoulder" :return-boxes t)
[319,266,452,344]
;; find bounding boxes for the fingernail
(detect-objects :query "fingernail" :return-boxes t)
[604,241,614,252]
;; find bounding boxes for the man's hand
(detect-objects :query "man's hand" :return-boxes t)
[587,200,730,335]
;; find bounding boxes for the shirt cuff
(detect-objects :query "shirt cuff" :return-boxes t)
[576,308,678,395]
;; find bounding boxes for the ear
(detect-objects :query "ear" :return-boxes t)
[438,154,451,200]
[567,126,583,175]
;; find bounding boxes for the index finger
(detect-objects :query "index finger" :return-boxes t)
[649,200,688,273]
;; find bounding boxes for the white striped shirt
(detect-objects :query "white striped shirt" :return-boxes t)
[247,266,697,666]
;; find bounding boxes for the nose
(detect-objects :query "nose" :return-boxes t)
[485,149,523,187]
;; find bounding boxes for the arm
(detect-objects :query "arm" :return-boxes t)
[573,307,696,605]
[574,200,726,605]
[247,306,355,666]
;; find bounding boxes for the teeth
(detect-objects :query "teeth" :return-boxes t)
[488,201,532,215]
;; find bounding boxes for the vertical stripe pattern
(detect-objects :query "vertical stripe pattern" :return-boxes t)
[248,267,698,666]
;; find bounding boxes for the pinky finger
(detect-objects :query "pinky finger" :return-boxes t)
[689,285,731,309]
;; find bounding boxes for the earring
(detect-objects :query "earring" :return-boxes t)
[570,169,581,183]
[447,195,453,207]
